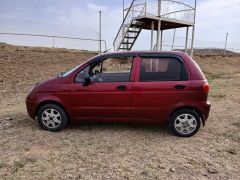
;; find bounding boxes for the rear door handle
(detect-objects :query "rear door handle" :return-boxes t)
[174,84,186,89]
[116,85,127,91]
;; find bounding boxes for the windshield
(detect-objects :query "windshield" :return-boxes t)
[60,64,82,77]
[59,54,102,77]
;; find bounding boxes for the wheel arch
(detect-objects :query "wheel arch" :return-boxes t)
[35,100,70,121]
[169,106,205,126]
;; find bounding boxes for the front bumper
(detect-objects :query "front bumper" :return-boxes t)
[26,98,37,120]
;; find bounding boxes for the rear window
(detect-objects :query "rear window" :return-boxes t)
[140,57,188,81]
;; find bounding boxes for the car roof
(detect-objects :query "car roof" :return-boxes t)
[85,50,192,67]
[97,50,189,58]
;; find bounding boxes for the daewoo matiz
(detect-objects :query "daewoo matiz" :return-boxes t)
[26,51,211,137]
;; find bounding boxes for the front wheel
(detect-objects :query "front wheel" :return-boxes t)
[169,109,201,137]
[37,104,68,132]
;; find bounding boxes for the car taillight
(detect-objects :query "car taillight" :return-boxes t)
[202,82,209,93]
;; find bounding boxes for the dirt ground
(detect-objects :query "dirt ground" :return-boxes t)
[0,43,239,179]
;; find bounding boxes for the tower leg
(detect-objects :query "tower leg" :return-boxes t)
[150,21,154,50]
[156,19,161,51]
[122,26,125,50]
[160,30,163,51]
[190,25,195,57]
[185,26,189,53]
[172,29,176,50]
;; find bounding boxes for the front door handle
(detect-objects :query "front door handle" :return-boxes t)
[174,84,186,89]
[116,85,127,91]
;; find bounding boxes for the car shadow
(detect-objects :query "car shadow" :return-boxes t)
[67,121,171,135]
[15,114,171,136]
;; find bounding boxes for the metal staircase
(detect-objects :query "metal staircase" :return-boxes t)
[113,0,147,51]
[113,0,196,52]
[118,20,143,51]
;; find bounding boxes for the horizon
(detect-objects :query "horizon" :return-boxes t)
[0,0,240,51]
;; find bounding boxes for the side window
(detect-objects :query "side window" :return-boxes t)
[75,66,90,83]
[140,57,188,81]
[75,56,133,82]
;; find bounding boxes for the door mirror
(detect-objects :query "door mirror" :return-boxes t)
[83,74,91,86]
[57,72,64,77]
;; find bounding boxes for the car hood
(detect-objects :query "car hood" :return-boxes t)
[31,77,69,93]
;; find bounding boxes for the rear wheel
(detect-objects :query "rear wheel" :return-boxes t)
[169,109,201,137]
[37,104,68,132]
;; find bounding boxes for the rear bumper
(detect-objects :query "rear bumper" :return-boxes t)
[200,100,211,123]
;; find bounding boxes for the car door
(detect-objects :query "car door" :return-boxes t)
[69,55,137,121]
[132,54,190,122]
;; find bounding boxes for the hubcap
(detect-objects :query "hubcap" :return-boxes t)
[41,109,61,128]
[174,114,197,135]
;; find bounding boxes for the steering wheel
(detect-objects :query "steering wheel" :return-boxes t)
[94,70,100,74]
[89,70,102,82]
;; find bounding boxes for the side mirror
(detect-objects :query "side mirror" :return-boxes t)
[57,72,64,77]
[83,74,91,86]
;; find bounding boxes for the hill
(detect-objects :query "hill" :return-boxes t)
[0,43,239,179]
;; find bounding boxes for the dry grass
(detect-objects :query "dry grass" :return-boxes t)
[0,44,240,179]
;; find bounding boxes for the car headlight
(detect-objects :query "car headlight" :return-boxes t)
[29,82,39,93]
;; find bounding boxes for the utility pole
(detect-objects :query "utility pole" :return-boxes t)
[99,11,102,52]
[224,32,228,56]
[123,0,125,22]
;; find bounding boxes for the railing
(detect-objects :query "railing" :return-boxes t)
[113,0,195,50]
[151,0,195,23]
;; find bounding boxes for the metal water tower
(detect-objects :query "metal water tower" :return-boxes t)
[113,0,197,56]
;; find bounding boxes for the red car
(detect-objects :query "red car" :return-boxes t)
[26,51,210,137]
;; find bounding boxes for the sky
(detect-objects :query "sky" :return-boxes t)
[0,0,240,51]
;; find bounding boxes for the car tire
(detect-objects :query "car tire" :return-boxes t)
[37,103,68,132]
[169,109,201,137]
